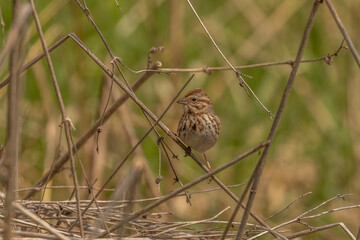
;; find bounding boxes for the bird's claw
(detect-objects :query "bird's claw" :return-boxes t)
[184,146,192,157]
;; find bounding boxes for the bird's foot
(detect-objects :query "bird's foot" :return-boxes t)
[184,146,192,157]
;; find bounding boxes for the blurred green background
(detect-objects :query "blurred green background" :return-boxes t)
[1,0,359,238]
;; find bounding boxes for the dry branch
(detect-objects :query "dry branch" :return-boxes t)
[234,1,322,239]
[0,36,346,89]
[286,223,355,240]
[28,0,84,236]
[325,0,360,67]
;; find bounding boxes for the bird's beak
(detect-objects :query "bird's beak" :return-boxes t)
[176,97,186,105]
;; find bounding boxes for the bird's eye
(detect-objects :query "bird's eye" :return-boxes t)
[191,97,197,102]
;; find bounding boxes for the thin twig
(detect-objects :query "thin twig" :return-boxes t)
[264,192,312,221]
[325,0,360,67]
[235,1,322,239]
[95,63,115,154]
[186,0,273,118]
[159,140,178,184]
[37,125,63,227]
[286,222,355,240]
[301,204,360,220]
[108,38,347,74]
[74,0,133,92]
[298,193,352,219]
[69,130,111,235]
[28,0,84,236]
[156,136,163,187]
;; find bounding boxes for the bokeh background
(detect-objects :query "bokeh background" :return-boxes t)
[1,0,360,238]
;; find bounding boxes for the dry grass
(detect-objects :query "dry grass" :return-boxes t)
[0,0,359,239]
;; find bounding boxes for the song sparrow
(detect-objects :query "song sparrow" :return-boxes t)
[177,88,220,170]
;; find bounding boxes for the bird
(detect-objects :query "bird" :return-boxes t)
[177,88,220,170]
